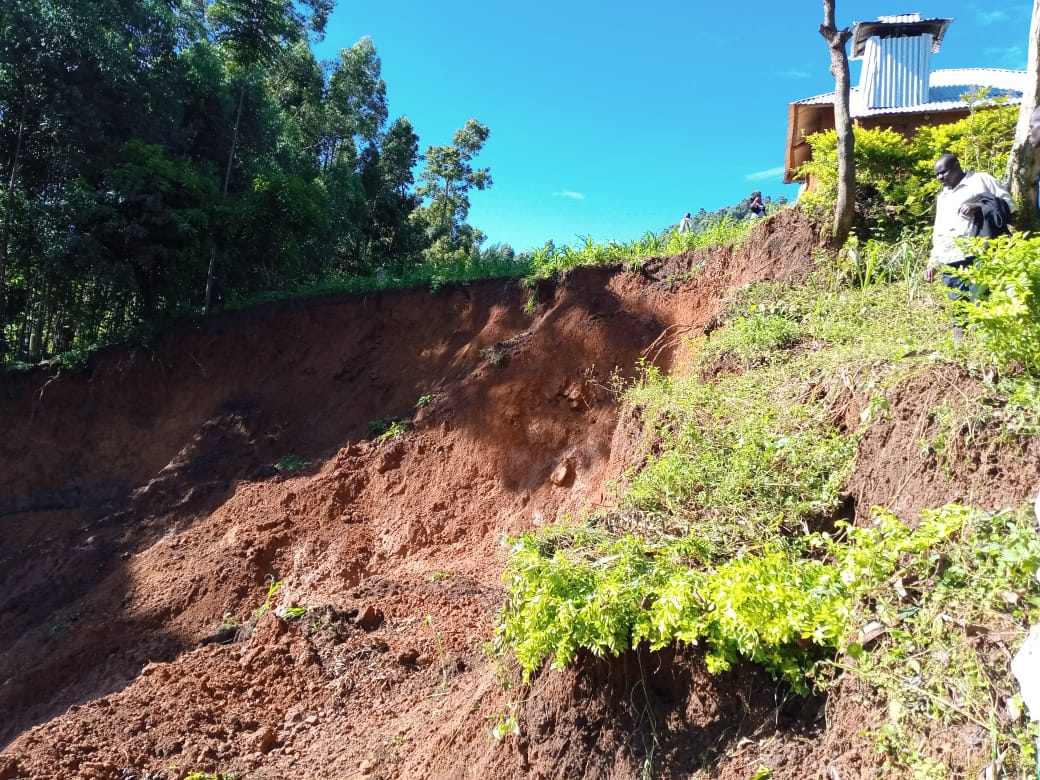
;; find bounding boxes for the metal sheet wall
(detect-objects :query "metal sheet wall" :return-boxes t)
[860,34,932,109]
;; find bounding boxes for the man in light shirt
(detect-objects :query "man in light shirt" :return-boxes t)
[924,153,1013,340]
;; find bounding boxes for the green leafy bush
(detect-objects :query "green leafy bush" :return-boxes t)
[797,104,1017,240]
[957,233,1040,374]
[496,505,1006,694]
[797,125,934,239]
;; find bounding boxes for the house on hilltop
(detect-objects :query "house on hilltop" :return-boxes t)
[784,13,1026,183]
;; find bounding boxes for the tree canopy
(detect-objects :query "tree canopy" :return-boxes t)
[0,1,497,366]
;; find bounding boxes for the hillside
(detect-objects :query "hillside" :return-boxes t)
[1,209,1037,780]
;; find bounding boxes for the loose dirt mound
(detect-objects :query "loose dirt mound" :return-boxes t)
[5,209,1023,780]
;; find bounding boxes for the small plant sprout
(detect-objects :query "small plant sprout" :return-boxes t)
[489,703,521,740]
[279,606,308,621]
[368,417,412,440]
[417,393,434,408]
[253,575,283,622]
[425,615,451,693]
[273,453,313,472]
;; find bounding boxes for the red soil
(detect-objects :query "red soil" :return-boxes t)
[0,209,1033,780]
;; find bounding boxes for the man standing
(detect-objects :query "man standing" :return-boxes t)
[925,153,1013,340]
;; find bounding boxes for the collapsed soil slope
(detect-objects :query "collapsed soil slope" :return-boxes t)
[2,209,1027,780]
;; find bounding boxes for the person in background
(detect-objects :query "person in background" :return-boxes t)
[748,191,766,219]
[924,153,1013,342]
[677,212,693,234]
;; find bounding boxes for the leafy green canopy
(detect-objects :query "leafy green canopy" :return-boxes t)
[0,1,500,368]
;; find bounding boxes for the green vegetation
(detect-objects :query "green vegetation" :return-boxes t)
[252,575,284,623]
[368,417,412,440]
[0,1,504,367]
[851,505,1040,777]
[958,234,1040,374]
[797,101,1016,240]
[273,453,314,472]
[527,216,757,279]
[0,1,781,369]
[495,244,1040,773]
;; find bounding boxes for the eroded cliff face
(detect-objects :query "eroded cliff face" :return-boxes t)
[15,212,1005,780]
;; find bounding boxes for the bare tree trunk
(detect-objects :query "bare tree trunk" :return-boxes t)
[820,0,856,247]
[205,80,246,314]
[1006,0,1040,230]
[0,105,27,365]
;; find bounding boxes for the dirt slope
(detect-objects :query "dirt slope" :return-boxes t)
[2,209,1026,780]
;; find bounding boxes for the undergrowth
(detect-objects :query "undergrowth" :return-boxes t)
[526,218,754,279]
[495,249,1040,776]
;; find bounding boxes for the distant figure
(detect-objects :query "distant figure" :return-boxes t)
[748,191,766,219]
[924,153,1013,341]
[677,212,693,234]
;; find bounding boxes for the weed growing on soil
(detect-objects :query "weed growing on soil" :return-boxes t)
[273,453,313,472]
[48,611,81,636]
[844,505,1040,778]
[426,615,451,693]
[497,255,1040,774]
[368,417,412,440]
[488,703,520,740]
[526,221,754,280]
[253,576,283,622]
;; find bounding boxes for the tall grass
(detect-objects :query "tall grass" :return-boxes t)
[529,216,757,279]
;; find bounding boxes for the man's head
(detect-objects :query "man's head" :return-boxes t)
[1028,106,1040,148]
[934,153,965,190]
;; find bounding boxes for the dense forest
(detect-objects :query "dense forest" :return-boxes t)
[0,0,509,367]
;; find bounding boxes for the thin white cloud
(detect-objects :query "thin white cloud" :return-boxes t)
[552,190,586,200]
[984,44,1025,68]
[746,166,786,182]
[775,67,811,79]
[976,9,1008,25]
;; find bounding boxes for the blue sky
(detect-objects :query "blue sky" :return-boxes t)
[313,1,1033,252]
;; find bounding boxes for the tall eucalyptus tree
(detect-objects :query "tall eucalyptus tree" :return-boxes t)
[417,119,492,253]
[203,0,329,310]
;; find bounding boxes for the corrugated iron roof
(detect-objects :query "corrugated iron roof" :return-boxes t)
[851,16,951,58]
[791,68,1025,116]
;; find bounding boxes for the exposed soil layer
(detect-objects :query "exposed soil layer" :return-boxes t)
[0,209,1033,779]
